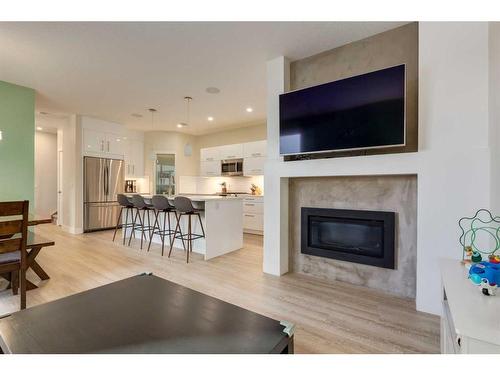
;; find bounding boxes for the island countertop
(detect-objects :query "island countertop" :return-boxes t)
[123,193,244,260]
[125,194,244,202]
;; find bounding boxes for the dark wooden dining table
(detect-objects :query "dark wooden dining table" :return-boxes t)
[0,215,54,290]
[27,215,52,227]
[23,231,55,289]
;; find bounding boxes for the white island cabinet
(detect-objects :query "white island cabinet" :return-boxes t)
[125,195,243,260]
[440,259,500,353]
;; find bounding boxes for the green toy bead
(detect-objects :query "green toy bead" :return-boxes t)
[471,251,482,263]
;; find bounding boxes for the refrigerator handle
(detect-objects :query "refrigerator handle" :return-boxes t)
[104,164,109,197]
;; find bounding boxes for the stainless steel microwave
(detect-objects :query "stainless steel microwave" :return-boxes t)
[221,159,243,176]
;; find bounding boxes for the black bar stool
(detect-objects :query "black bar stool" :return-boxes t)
[147,195,177,256]
[169,196,205,263]
[129,195,154,249]
[113,194,135,245]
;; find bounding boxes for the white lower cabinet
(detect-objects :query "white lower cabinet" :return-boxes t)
[200,160,221,177]
[243,196,263,234]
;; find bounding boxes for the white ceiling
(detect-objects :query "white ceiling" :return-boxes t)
[0,22,406,134]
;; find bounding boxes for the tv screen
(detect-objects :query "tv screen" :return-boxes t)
[279,64,406,155]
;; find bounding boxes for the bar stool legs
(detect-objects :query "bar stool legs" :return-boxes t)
[147,210,176,256]
[112,206,124,242]
[113,206,135,245]
[128,207,152,250]
[168,212,205,263]
[169,212,186,255]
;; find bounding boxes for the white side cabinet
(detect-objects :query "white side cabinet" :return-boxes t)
[124,139,144,177]
[200,160,221,177]
[440,259,500,353]
[243,196,263,235]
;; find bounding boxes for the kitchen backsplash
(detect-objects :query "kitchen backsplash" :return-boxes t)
[179,175,264,195]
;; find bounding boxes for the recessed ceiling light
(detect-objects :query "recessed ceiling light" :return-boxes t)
[207,116,214,122]
[131,113,143,118]
[206,87,220,94]
[246,107,253,113]
[36,126,43,131]
[177,122,188,128]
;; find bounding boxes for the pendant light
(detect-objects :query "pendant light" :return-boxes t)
[177,96,192,128]
[148,108,157,131]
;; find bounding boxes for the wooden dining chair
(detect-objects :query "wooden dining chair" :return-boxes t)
[0,201,29,310]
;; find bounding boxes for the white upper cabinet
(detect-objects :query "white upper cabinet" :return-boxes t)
[199,140,267,177]
[243,140,267,158]
[83,129,124,157]
[107,133,125,156]
[243,156,265,176]
[83,129,105,154]
[200,147,221,162]
[218,143,243,160]
[200,160,221,177]
[81,116,134,159]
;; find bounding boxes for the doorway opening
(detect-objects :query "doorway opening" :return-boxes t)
[154,153,176,195]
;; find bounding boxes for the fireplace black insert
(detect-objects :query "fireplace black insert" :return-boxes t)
[301,207,395,269]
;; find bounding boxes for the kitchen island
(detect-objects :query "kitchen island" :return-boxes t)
[124,194,243,260]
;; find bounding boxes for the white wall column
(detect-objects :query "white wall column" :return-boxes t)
[489,22,500,215]
[264,56,290,275]
[417,22,491,314]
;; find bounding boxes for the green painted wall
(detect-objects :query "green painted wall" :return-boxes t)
[0,80,35,205]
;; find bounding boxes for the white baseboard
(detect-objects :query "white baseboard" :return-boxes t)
[62,225,84,235]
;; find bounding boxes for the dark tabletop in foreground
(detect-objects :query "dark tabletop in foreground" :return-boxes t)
[0,274,292,354]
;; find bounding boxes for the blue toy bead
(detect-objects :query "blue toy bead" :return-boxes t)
[470,273,483,285]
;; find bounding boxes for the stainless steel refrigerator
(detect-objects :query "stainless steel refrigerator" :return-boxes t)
[83,156,124,232]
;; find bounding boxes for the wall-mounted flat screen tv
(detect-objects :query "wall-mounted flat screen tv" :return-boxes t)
[279,64,406,156]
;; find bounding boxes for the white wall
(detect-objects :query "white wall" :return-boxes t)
[489,22,500,215]
[196,123,266,150]
[264,23,495,315]
[34,131,57,217]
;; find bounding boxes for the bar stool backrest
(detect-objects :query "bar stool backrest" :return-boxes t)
[174,196,195,214]
[131,194,148,209]
[117,194,132,207]
[152,195,173,211]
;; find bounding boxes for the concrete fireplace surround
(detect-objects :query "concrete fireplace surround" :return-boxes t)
[289,175,417,299]
[264,22,500,316]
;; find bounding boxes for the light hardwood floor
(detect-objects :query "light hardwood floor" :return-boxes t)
[0,224,440,353]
